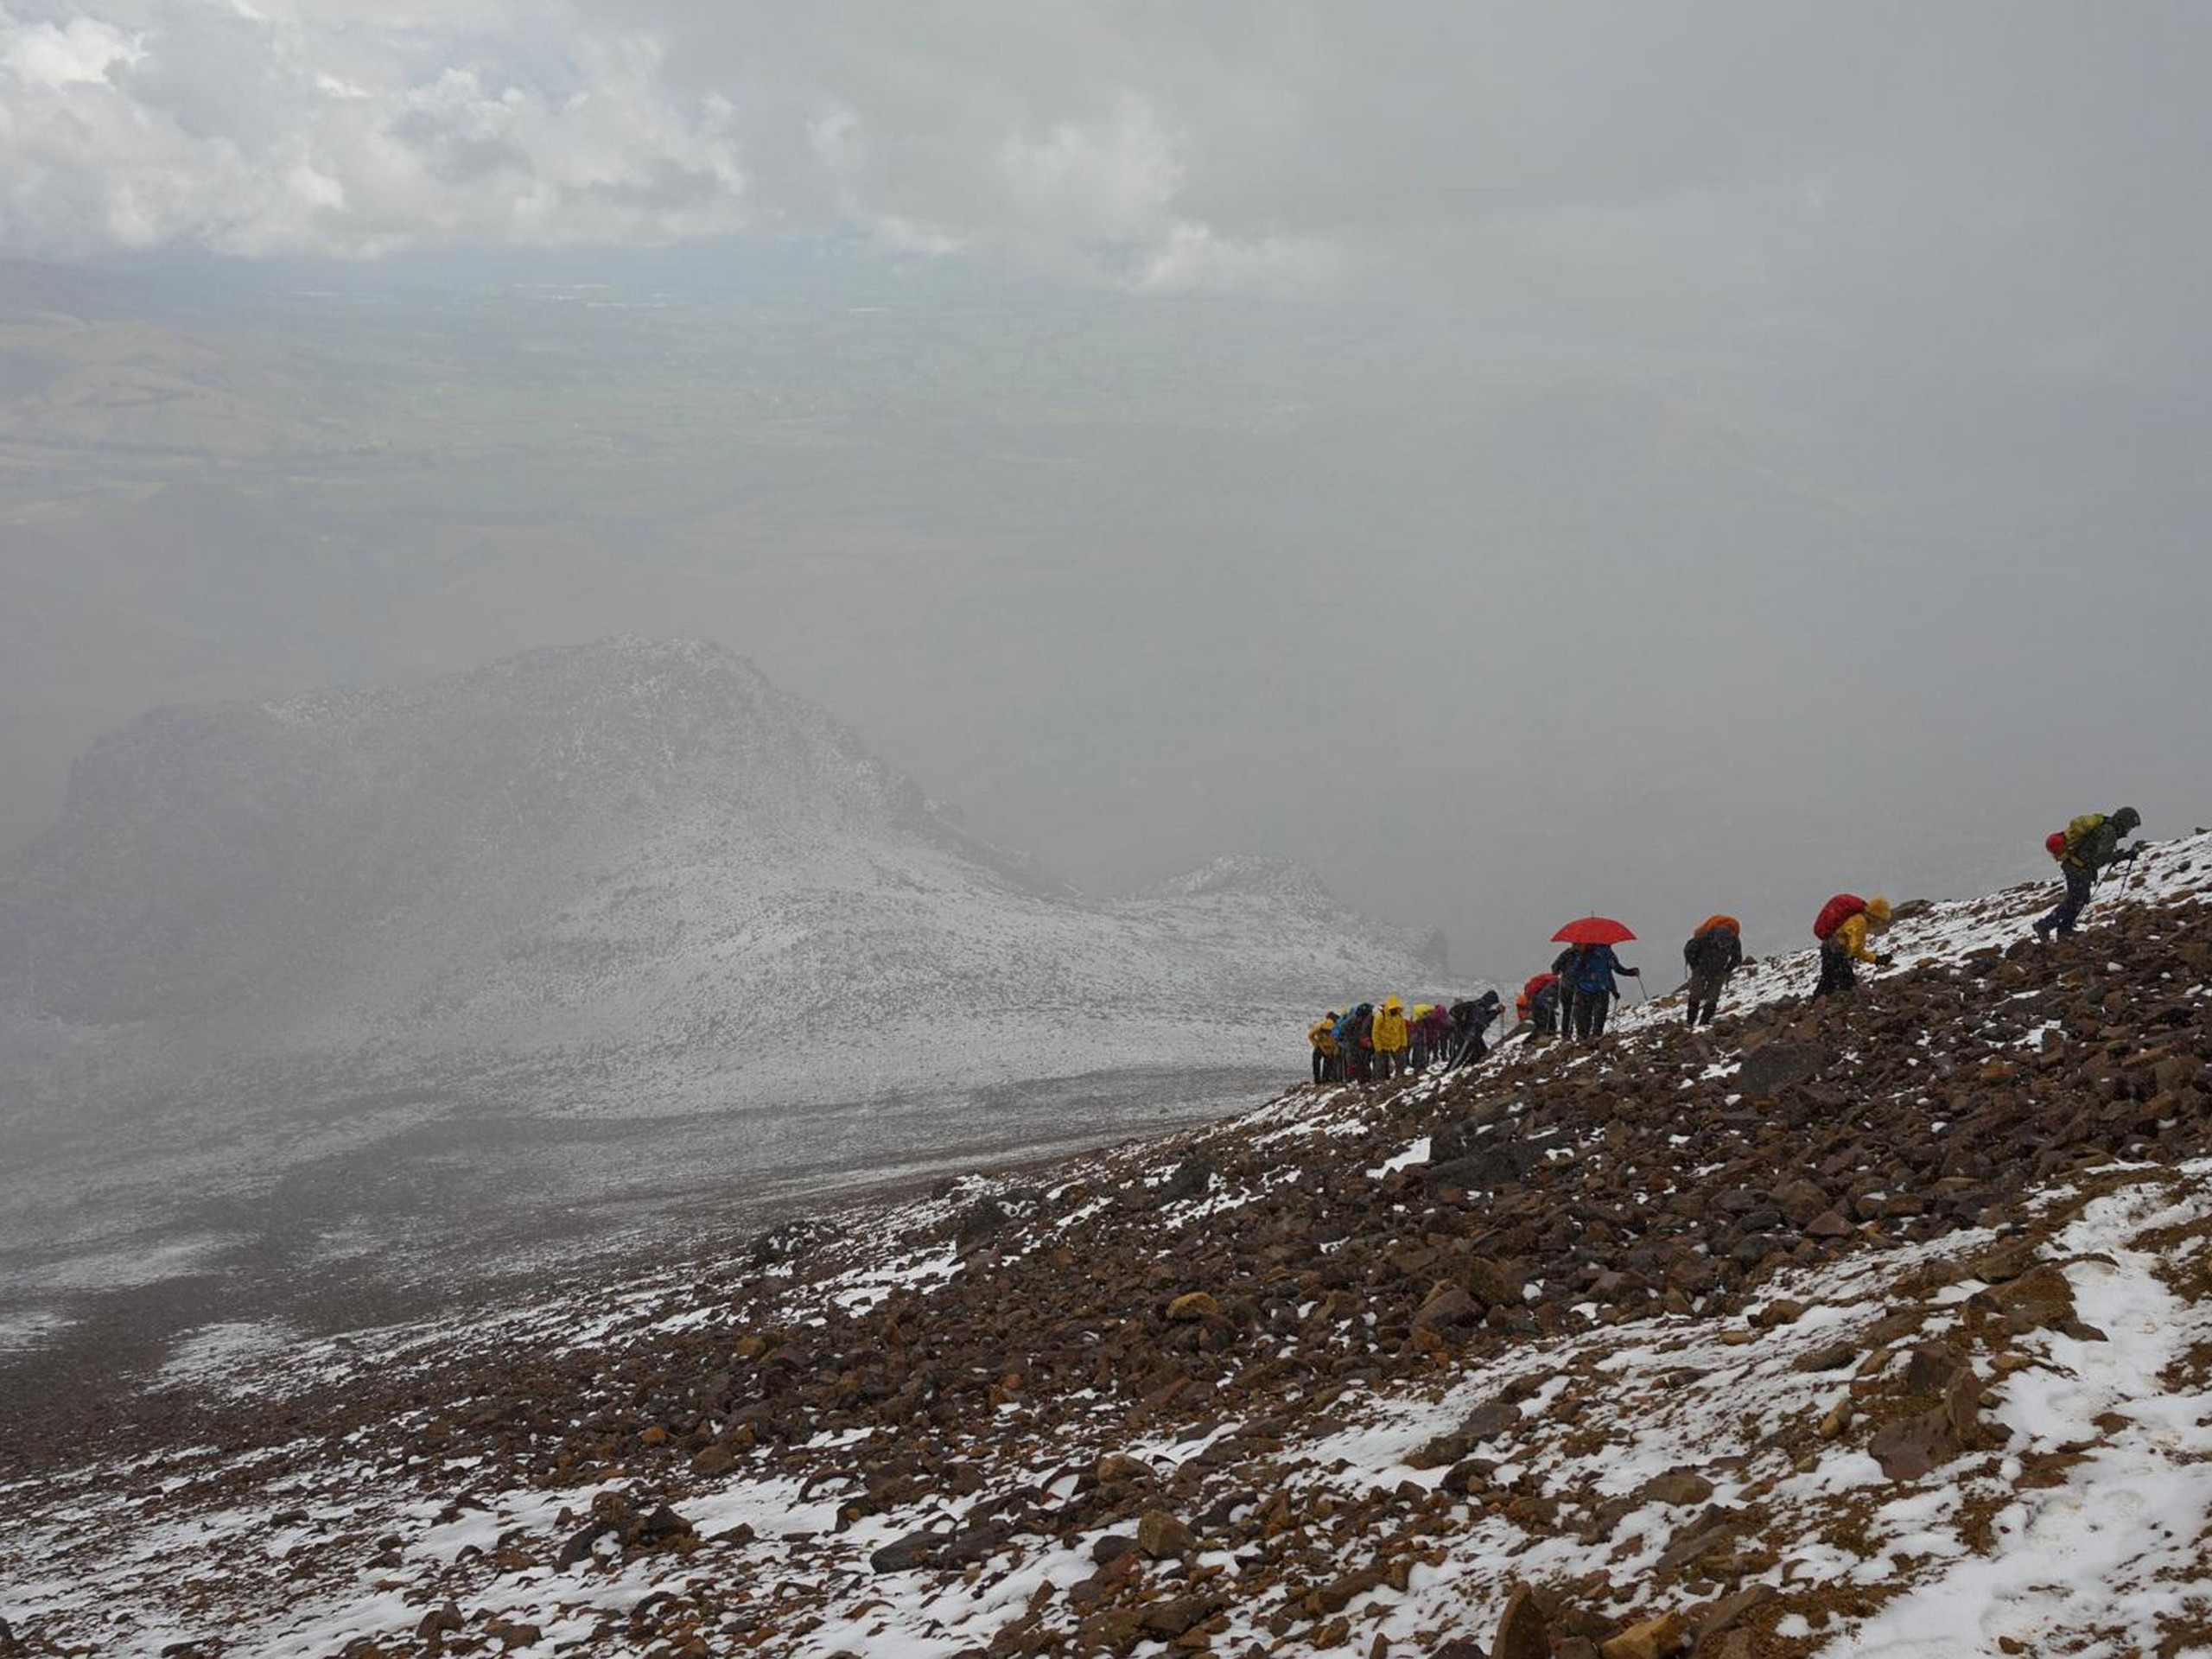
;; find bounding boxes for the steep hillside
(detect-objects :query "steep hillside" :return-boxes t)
[3,835,2207,1656]
[0,639,1441,1109]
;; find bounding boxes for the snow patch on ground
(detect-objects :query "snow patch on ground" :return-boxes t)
[156,1321,303,1390]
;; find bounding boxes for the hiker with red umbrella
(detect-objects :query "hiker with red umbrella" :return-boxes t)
[1550,916,1642,1042]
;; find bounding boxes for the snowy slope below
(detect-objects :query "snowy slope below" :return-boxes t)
[4,833,2208,1658]
[10,1166,2212,1659]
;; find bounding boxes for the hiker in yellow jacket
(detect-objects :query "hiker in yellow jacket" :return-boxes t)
[1812,895,1892,1001]
[1308,1014,1340,1085]
[1370,995,1411,1080]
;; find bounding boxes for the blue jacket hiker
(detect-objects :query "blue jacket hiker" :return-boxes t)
[1562,944,1640,1042]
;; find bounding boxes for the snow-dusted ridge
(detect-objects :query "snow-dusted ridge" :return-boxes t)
[3,833,2209,1656]
[0,639,1439,1092]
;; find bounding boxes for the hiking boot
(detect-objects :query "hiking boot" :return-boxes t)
[2031,917,2054,941]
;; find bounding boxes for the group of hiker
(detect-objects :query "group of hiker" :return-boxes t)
[1307,993,1503,1084]
[1301,805,2149,1080]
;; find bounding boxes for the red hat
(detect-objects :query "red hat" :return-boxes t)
[2045,830,2067,855]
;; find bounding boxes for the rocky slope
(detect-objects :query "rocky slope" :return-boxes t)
[2,836,2207,1656]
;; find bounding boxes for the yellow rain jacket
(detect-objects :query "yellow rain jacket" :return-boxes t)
[1371,997,1410,1054]
[1831,896,1892,964]
[1308,1020,1338,1057]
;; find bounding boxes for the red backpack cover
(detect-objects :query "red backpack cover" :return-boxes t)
[1813,893,1866,941]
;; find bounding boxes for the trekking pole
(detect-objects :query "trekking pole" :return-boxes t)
[2099,841,2150,903]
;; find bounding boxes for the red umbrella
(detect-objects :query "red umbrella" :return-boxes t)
[1551,915,1636,945]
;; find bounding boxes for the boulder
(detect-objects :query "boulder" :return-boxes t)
[1637,1471,1714,1508]
[1160,1158,1217,1203]
[1491,1585,1552,1659]
[1977,1264,2077,1335]
[1138,1595,1219,1638]
[1903,1341,1965,1396]
[1414,1283,1481,1330]
[868,1529,945,1573]
[1692,1585,1776,1651]
[1427,1140,1542,1192]
[413,1605,465,1642]
[955,1197,1010,1247]
[1136,1509,1195,1558]
[1791,1342,1858,1375]
[1464,1256,1526,1307]
[1600,1611,1685,1659]
[1736,1042,1834,1097]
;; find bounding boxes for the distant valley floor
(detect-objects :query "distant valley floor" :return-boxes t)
[0,1060,1281,1451]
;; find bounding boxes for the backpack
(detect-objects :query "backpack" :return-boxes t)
[1813,893,1866,942]
[1569,948,1616,995]
[2063,812,2107,852]
[1684,927,1735,974]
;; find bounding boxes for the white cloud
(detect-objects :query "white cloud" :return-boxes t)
[2,15,138,86]
[0,2,755,257]
[1134,220,1341,298]
[0,1,1356,295]
[997,98,1184,244]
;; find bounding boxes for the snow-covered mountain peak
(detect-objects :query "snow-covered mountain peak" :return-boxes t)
[0,639,1442,1105]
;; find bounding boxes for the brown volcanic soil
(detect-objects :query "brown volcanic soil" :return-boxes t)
[3,868,2209,1656]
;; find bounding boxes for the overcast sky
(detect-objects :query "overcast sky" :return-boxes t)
[8,3,2212,325]
[3,2,2209,970]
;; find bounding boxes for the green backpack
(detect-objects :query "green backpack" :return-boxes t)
[2063,812,2107,852]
